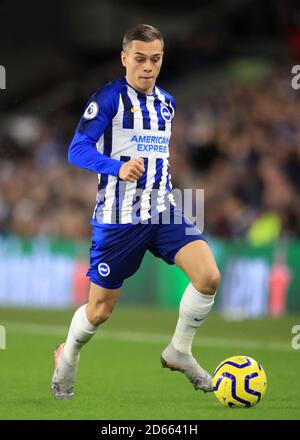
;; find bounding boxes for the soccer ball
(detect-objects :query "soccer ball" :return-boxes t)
[212,355,267,408]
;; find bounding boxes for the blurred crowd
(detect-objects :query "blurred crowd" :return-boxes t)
[1,67,300,242]
[171,68,300,243]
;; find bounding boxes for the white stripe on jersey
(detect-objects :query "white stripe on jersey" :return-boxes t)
[140,158,156,221]
[102,175,118,223]
[126,86,143,131]
[168,192,176,205]
[116,92,124,120]
[120,181,138,224]
[167,164,176,205]
[96,133,104,154]
[156,158,169,212]
[146,95,159,131]
[94,133,105,216]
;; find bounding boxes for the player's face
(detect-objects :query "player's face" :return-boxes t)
[121,39,163,95]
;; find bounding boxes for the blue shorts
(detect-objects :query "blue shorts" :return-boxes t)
[86,206,206,289]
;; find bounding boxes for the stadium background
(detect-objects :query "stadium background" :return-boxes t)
[0,0,300,420]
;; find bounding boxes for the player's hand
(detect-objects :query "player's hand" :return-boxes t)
[118,158,145,182]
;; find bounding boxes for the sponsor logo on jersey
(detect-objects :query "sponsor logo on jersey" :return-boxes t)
[130,134,169,153]
[98,262,110,277]
[84,101,99,120]
[130,107,141,113]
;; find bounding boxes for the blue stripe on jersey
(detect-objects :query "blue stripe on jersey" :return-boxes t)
[153,158,164,190]
[137,94,151,130]
[103,123,113,156]
[133,157,149,220]
[94,123,113,220]
[164,96,171,106]
[134,157,148,189]
[153,94,165,131]
[119,155,131,164]
[121,88,134,129]
[148,158,164,217]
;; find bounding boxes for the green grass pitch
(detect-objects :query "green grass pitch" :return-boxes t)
[0,306,299,420]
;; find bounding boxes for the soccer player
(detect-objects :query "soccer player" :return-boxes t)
[51,24,221,400]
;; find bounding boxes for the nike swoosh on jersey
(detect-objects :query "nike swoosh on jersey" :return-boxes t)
[130,107,141,113]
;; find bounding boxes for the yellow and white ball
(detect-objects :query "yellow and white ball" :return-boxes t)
[212,355,267,408]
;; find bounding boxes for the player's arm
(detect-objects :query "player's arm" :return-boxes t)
[69,134,144,180]
[68,132,123,176]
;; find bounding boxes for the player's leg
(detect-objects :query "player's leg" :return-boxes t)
[51,282,120,400]
[64,282,121,361]
[161,240,220,392]
[151,206,221,392]
[172,240,220,352]
[52,220,155,399]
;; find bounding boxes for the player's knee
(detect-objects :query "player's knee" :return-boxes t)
[88,302,114,326]
[192,268,221,296]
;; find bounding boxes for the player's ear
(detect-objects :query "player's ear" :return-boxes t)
[121,51,127,67]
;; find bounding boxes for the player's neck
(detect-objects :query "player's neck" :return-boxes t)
[125,76,154,95]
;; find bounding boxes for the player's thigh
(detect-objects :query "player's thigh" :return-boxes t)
[87,223,151,288]
[174,240,221,293]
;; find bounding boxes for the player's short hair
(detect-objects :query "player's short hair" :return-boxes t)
[122,24,164,51]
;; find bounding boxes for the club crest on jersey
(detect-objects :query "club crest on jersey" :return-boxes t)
[98,262,110,277]
[160,104,172,122]
[84,101,98,120]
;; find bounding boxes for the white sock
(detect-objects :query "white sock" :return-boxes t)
[63,304,98,364]
[171,283,215,354]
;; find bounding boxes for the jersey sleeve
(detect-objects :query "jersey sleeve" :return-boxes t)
[69,83,123,176]
[75,84,119,141]
[68,133,123,177]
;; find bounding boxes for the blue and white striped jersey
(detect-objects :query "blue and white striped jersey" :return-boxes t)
[70,76,176,225]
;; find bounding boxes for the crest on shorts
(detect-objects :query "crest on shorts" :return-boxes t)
[98,262,110,277]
